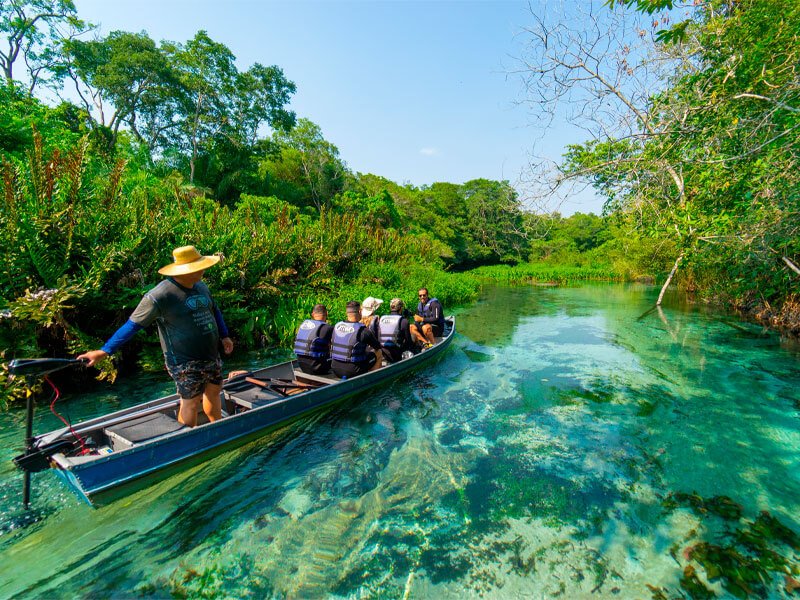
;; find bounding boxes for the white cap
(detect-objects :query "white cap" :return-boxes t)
[361,296,384,317]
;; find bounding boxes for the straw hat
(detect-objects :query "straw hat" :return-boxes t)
[361,296,384,317]
[158,245,220,276]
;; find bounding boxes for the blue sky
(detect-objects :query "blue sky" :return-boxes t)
[72,0,603,214]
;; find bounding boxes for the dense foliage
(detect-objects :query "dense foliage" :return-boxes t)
[4,0,796,406]
[559,0,800,320]
[0,87,489,400]
[0,10,547,404]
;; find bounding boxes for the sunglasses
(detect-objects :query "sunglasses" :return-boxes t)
[418,294,427,297]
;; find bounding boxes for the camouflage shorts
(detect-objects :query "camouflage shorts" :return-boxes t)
[166,359,223,399]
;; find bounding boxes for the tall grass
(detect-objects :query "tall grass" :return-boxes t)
[470,263,626,285]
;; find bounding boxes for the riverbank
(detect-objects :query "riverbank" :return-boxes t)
[0,263,624,408]
[751,296,800,338]
[474,263,800,341]
[5,259,798,409]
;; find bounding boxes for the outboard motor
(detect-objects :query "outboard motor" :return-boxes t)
[6,358,87,509]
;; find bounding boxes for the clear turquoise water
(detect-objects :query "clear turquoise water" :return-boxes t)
[1,283,798,598]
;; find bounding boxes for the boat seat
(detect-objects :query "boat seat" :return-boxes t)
[105,413,187,451]
[224,387,286,410]
[293,371,338,385]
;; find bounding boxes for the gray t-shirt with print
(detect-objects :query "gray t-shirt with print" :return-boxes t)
[130,278,220,366]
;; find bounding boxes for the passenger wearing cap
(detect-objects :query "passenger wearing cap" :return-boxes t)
[78,245,234,428]
[377,298,414,363]
[293,304,333,375]
[360,296,383,336]
[331,301,383,378]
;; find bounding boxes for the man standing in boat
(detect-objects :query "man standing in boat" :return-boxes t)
[78,246,234,428]
[330,301,383,378]
[293,304,333,375]
[410,288,444,348]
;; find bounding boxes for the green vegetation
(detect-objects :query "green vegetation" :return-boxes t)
[2,0,798,406]
[657,492,800,599]
[0,7,518,405]
[470,264,624,285]
[0,101,485,402]
[523,0,800,321]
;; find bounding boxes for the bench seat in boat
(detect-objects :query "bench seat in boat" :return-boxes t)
[105,412,187,451]
[223,386,286,410]
[293,371,338,385]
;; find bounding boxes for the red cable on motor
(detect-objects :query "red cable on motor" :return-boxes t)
[44,375,89,455]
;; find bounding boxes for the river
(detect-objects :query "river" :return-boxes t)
[1,283,798,598]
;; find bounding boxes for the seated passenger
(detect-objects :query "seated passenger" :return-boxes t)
[410,287,445,348]
[293,304,333,375]
[360,296,383,335]
[378,298,414,363]
[331,301,383,378]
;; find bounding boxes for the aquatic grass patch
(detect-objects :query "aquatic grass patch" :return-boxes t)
[470,263,626,284]
[464,445,618,530]
[462,347,493,363]
[657,492,800,599]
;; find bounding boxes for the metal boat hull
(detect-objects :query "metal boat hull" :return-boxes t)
[40,319,454,505]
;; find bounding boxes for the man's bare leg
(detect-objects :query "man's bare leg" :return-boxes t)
[203,382,222,422]
[178,395,202,427]
[411,324,427,345]
[421,324,435,344]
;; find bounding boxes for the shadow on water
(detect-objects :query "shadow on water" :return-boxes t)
[1,284,799,598]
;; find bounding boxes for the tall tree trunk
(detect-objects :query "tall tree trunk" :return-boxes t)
[657,253,684,306]
[189,94,203,184]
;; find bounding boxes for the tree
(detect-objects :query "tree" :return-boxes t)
[0,0,92,93]
[165,31,296,186]
[516,2,698,301]
[461,178,526,263]
[643,0,800,305]
[187,62,295,200]
[233,63,296,144]
[264,119,345,212]
[166,31,237,183]
[519,0,800,308]
[60,28,297,191]
[62,30,177,149]
[333,190,401,228]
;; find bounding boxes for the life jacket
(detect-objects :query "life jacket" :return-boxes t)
[293,319,330,359]
[378,314,403,347]
[331,321,368,363]
[417,297,444,328]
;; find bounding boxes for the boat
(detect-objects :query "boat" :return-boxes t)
[11,316,455,506]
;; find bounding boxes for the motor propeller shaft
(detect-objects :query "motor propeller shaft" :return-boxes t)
[7,358,87,377]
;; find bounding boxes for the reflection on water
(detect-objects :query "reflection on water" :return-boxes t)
[1,284,799,598]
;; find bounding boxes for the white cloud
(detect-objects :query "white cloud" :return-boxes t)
[419,147,439,156]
